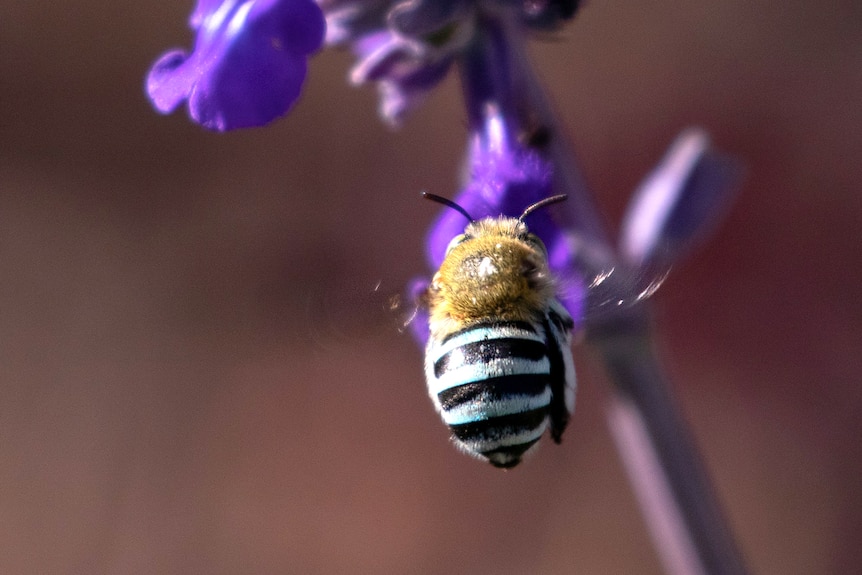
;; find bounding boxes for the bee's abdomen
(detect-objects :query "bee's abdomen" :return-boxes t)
[426,321,552,468]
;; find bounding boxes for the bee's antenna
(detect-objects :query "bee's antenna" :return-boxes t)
[519,194,568,222]
[422,191,475,223]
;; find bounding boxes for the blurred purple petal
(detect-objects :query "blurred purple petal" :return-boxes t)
[148,50,196,113]
[423,106,586,322]
[320,0,392,44]
[349,30,455,124]
[388,0,470,38]
[350,31,419,83]
[426,108,555,269]
[377,56,452,123]
[620,128,741,268]
[323,0,581,125]
[146,0,325,131]
[190,0,226,28]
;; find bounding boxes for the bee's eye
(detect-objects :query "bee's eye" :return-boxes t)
[445,234,469,255]
[524,234,548,257]
[521,258,546,288]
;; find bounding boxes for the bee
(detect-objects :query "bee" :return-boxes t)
[422,192,576,469]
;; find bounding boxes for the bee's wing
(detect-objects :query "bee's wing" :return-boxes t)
[582,261,670,320]
[550,128,740,329]
[551,230,671,329]
[388,277,431,347]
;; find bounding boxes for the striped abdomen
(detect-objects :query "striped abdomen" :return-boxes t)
[425,314,574,468]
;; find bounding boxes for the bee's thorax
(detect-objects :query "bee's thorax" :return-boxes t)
[428,224,554,334]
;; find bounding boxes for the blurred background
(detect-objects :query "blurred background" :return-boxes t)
[1,1,860,573]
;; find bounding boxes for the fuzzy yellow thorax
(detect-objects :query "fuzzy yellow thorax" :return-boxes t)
[427,218,554,337]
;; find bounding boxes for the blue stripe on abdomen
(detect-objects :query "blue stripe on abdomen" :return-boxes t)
[428,355,550,396]
[449,407,549,443]
[437,372,551,426]
[441,385,552,425]
[433,337,547,378]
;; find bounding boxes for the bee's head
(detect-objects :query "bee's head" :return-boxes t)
[422,191,567,249]
[422,193,568,323]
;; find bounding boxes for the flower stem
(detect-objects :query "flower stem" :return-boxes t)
[590,308,749,575]
[495,10,750,575]
[499,10,610,248]
[458,11,516,132]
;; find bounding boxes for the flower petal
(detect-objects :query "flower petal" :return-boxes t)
[146,0,325,131]
[388,0,468,39]
[349,30,454,125]
[422,108,587,324]
[619,128,742,269]
[425,110,555,270]
[147,50,196,113]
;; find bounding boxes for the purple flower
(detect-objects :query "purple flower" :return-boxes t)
[147,0,325,131]
[348,29,460,125]
[146,0,584,129]
[410,109,740,345]
[331,0,474,124]
[619,129,741,270]
[425,108,557,270]
[328,0,581,124]
[409,106,587,344]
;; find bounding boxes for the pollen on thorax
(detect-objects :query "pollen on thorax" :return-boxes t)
[477,256,497,277]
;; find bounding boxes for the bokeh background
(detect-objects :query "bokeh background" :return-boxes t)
[2,1,860,573]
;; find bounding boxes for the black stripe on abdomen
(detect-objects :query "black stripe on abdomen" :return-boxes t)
[448,407,548,444]
[482,439,542,468]
[433,337,547,379]
[437,373,549,411]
